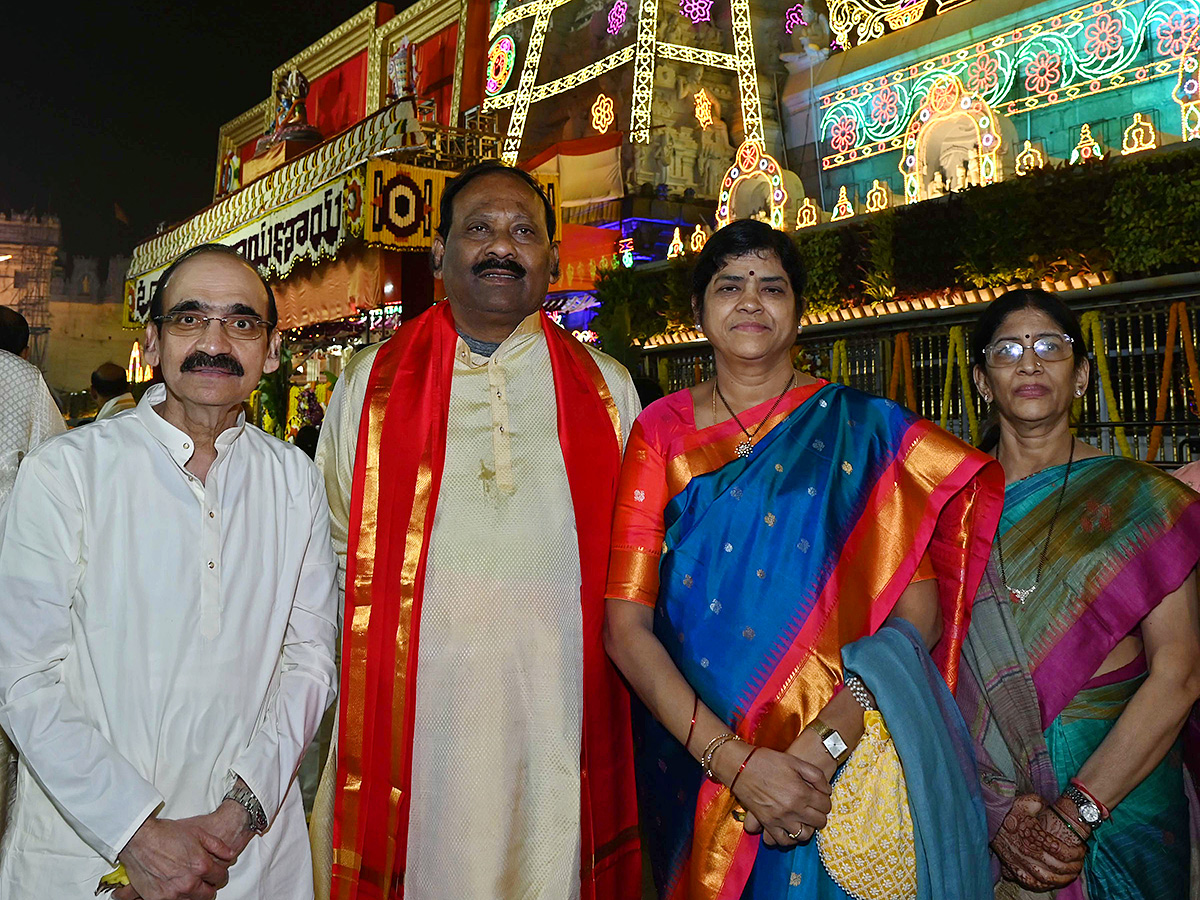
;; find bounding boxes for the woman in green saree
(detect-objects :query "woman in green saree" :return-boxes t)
[958,289,1200,898]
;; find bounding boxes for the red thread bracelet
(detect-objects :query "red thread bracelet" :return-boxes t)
[685,693,699,752]
[1070,777,1110,820]
[728,746,760,794]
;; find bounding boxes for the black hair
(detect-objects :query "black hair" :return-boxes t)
[970,288,1090,451]
[691,219,807,326]
[91,364,129,398]
[0,305,30,355]
[437,162,556,241]
[148,243,278,327]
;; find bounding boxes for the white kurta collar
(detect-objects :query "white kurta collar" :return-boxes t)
[134,383,248,468]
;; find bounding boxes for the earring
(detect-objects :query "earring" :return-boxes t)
[1075,388,1084,397]
[981,393,991,403]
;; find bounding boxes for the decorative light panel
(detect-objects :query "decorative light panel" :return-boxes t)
[486,36,517,96]
[1014,140,1046,175]
[667,227,685,258]
[830,185,855,221]
[716,141,789,230]
[898,75,1001,203]
[1069,123,1105,163]
[679,0,713,25]
[690,223,707,252]
[591,93,616,134]
[865,179,889,212]
[784,3,808,35]
[797,197,820,228]
[1175,28,1200,141]
[619,237,635,267]
[694,89,714,129]
[1121,112,1157,155]
[818,0,1200,170]
[608,0,628,34]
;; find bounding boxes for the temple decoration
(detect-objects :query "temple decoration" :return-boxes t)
[486,35,516,95]
[619,237,635,267]
[608,0,628,34]
[784,3,808,35]
[591,93,616,134]
[828,0,944,51]
[865,179,890,212]
[797,196,820,228]
[387,37,419,98]
[1014,140,1047,175]
[1121,112,1158,155]
[1070,123,1106,163]
[819,0,1198,170]
[255,70,322,155]
[127,341,152,384]
[1175,27,1200,141]
[898,75,1002,203]
[667,227,686,258]
[679,0,714,26]
[690,223,708,252]
[830,185,855,221]
[715,141,789,230]
[694,89,714,129]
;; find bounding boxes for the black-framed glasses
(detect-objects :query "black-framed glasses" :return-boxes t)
[154,312,273,341]
[983,334,1074,368]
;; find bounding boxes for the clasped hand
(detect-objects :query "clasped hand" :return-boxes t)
[992,794,1087,892]
[114,801,254,900]
[728,745,832,848]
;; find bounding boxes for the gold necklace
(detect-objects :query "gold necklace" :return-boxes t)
[712,372,796,458]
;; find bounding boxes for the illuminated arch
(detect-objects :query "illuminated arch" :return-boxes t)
[898,75,1003,203]
[716,141,789,230]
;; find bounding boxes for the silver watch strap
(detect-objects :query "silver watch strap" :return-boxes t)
[224,783,268,833]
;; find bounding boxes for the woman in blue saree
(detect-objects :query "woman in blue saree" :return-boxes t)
[603,220,1004,900]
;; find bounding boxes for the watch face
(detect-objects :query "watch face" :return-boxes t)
[1078,801,1101,825]
[823,731,849,761]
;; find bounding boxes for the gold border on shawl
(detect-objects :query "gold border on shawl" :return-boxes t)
[552,317,623,453]
[606,547,660,607]
[332,348,405,899]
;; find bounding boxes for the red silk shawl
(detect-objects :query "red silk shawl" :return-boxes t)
[330,303,641,900]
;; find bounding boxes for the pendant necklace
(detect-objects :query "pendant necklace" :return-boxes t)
[995,439,1075,605]
[713,372,796,458]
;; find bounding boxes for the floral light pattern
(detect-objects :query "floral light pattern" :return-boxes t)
[966,53,998,94]
[679,0,713,25]
[830,116,858,152]
[1085,14,1124,61]
[607,0,628,34]
[784,2,808,34]
[1158,11,1199,57]
[871,87,899,124]
[1024,50,1062,93]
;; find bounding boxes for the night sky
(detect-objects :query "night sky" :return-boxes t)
[2,1,378,261]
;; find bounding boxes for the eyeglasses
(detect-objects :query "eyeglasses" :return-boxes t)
[983,334,1074,368]
[154,312,273,340]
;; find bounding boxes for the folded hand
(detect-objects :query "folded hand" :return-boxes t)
[992,794,1085,892]
[730,747,831,848]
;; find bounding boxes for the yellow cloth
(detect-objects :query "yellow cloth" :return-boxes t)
[817,710,917,900]
[310,313,640,900]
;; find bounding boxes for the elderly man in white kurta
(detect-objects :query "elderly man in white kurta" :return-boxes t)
[0,245,338,900]
[310,164,643,900]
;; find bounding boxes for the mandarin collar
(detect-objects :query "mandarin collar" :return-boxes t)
[134,383,248,467]
[454,310,544,367]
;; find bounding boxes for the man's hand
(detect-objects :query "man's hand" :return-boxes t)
[113,815,236,900]
[991,794,1085,892]
[185,801,255,860]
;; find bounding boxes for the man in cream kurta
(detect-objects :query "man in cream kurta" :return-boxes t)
[311,165,640,900]
[0,246,339,899]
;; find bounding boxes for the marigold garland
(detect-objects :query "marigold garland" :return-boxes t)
[1146,302,1200,462]
[829,339,850,384]
[1079,311,1133,459]
[938,327,979,446]
[887,332,916,410]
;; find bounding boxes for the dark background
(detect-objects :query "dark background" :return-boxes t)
[1,1,379,260]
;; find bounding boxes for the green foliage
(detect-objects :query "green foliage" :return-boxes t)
[257,343,293,438]
[1105,156,1200,276]
[793,228,847,315]
[861,210,896,303]
[591,260,693,371]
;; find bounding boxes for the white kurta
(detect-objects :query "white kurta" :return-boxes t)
[0,384,339,898]
[0,349,65,513]
[315,314,639,900]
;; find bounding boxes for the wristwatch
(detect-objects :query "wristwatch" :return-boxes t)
[224,783,269,834]
[808,716,851,765]
[1062,784,1102,828]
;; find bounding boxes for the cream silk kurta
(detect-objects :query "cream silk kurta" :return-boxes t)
[0,384,339,898]
[312,312,639,900]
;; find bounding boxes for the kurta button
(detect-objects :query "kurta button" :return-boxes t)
[208,511,215,518]
[183,442,190,449]
[208,561,215,569]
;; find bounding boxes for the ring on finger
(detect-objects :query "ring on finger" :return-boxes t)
[786,827,805,840]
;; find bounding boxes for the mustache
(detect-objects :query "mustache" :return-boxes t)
[472,257,526,278]
[181,351,244,376]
